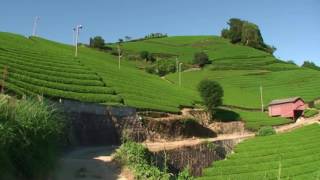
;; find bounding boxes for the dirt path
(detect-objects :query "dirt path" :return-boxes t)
[145,114,320,152]
[51,146,127,180]
[275,113,320,133]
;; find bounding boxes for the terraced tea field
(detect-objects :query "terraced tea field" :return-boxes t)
[235,109,291,131]
[198,124,320,180]
[166,68,320,109]
[0,32,198,112]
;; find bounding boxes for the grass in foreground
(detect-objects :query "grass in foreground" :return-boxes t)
[0,95,64,180]
[198,124,320,180]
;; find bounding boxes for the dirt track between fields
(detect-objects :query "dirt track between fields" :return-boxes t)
[144,113,320,152]
[51,146,130,180]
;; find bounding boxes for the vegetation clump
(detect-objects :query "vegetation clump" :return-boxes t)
[144,33,168,39]
[197,79,223,114]
[301,61,320,71]
[0,95,65,180]
[193,52,210,67]
[256,126,276,136]
[89,36,105,49]
[221,18,276,54]
[304,108,318,118]
[114,141,171,179]
[145,59,176,76]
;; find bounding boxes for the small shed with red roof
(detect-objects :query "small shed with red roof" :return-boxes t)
[268,97,305,119]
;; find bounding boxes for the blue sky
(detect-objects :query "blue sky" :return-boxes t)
[0,0,319,65]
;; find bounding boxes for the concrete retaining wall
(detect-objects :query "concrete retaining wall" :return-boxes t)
[59,100,136,146]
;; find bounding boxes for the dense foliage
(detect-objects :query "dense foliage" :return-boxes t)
[144,33,168,39]
[146,59,176,76]
[301,61,320,70]
[256,126,276,136]
[89,36,105,49]
[0,95,64,180]
[199,124,320,179]
[140,51,156,62]
[193,52,210,67]
[221,18,276,54]
[304,108,318,118]
[115,141,194,180]
[114,141,172,180]
[197,80,223,113]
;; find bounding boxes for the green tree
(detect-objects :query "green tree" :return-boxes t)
[302,61,320,70]
[227,18,244,43]
[221,28,230,39]
[140,51,149,60]
[89,36,105,49]
[221,18,276,54]
[198,79,224,114]
[193,52,210,67]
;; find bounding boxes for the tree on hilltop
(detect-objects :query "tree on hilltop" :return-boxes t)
[89,36,105,49]
[221,18,276,54]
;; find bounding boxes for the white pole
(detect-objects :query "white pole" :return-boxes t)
[75,27,78,57]
[117,44,121,70]
[179,63,183,87]
[176,57,179,73]
[260,85,264,112]
[74,25,82,57]
[32,16,39,36]
[72,28,76,46]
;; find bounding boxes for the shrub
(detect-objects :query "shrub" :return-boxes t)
[193,52,209,67]
[304,108,318,118]
[145,59,176,76]
[0,96,65,179]
[256,126,276,136]
[314,104,320,110]
[114,141,171,179]
[177,167,194,180]
[197,79,223,113]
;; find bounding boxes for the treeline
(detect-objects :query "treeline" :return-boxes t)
[302,61,320,70]
[221,18,276,54]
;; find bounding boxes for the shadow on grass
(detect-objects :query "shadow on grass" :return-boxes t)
[212,108,241,122]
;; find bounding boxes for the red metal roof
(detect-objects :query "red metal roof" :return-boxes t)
[269,97,304,106]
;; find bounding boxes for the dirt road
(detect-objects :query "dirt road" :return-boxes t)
[145,114,320,152]
[51,146,127,180]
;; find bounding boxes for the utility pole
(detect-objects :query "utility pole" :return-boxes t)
[72,28,76,46]
[179,63,183,87]
[176,57,179,73]
[32,16,40,36]
[74,25,83,57]
[260,85,264,112]
[117,43,122,70]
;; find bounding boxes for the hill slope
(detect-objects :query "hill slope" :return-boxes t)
[116,36,320,108]
[0,32,198,112]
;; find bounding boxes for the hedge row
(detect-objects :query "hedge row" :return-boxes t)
[6,75,115,95]
[8,78,123,103]
[0,51,85,70]
[0,67,104,86]
[0,61,100,80]
[0,56,93,75]
[1,47,78,66]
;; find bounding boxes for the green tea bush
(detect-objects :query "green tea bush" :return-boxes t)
[304,108,318,118]
[0,95,65,180]
[256,126,276,136]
